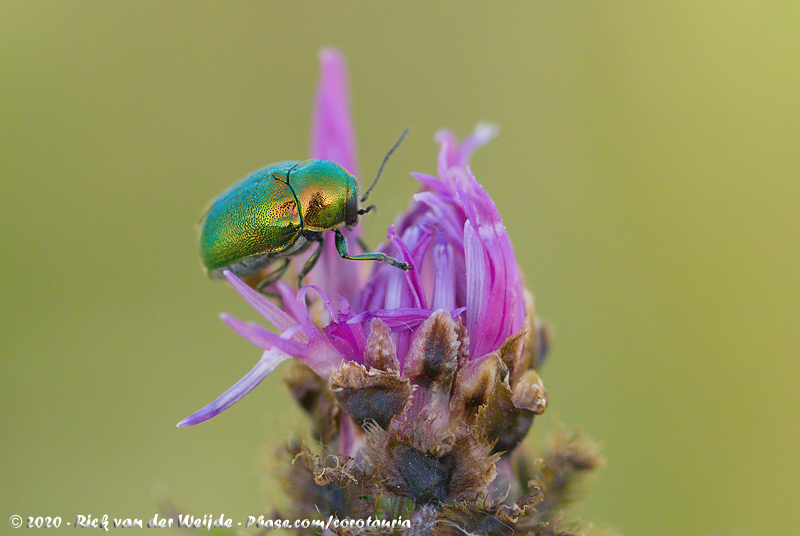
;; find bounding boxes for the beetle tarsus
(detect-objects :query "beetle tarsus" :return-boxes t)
[334,229,411,272]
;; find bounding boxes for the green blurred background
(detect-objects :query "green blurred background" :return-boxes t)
[2,2,798,534]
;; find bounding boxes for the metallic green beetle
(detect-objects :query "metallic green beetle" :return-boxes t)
[199,135,411,292]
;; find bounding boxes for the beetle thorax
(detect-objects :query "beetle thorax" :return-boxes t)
[290,160,359,231]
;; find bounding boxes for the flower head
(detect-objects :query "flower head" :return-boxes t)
[178,52,546,434]
[178,49,601,535]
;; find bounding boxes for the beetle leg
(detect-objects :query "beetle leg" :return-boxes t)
[334,229,411,271]
[255,258,291,295]
[297,237,325,287]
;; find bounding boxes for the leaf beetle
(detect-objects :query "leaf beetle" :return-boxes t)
[199,130,411,292]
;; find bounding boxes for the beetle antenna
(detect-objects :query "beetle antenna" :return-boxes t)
[360,128,409,203]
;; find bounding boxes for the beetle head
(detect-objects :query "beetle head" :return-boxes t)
[345,189,359,226]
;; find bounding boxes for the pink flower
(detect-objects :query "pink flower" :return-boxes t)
[179,51,547,475]
[177,50,607,535]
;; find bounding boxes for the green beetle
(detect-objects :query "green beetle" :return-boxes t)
[199,134,411,292]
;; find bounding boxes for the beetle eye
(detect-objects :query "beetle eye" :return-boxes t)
[345,193,359,226]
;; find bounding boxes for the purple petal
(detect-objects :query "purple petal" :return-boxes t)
[348,307,466,329]
[302,337,345,379]
[458,175,524,358]
[348,308,434,327]
[434,129,458,181]
[435,123,499,170]
[322,297,367,361]
[410,188,466,251]
[411,172,445,193]
[431,241,456,311]
[224,271,296,331]
[297,284,338,323]
[388,226,426,309]
[219,313,308,356]
[306,48,366,302]
[177,348,290,427]
[276,280,311,325]
[464,221,489,356]
[310,48,358,176]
